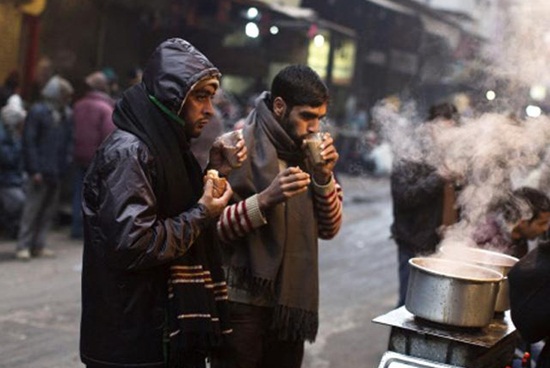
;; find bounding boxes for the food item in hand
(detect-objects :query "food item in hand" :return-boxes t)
[204,169,227,198]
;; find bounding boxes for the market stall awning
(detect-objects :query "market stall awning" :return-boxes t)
[364,0,415,15]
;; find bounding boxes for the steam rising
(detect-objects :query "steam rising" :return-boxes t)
[375,102,550,249]
[487,0,550,87]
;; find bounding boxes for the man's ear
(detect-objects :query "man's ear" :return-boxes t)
[273,97,286,119]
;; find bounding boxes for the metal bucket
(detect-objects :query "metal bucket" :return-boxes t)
[406,257,503,328]
[439,246,518,312]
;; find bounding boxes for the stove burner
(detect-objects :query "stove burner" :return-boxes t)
[412,316,483,334]
[373,306,516,348]
[373,307,519,368]
[378,351,462,368]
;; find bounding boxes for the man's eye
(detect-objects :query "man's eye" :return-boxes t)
[195,93,213,101]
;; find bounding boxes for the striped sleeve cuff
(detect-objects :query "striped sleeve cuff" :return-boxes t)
[312,174,336,196]
[217,195,267,243]
[312,175,343,239]
[244,194,267,228]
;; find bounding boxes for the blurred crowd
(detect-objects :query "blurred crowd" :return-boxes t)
[2,61,548,262]
[0,65,257,258]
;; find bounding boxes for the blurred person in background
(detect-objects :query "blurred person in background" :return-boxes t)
[15,75,74,260]
[102,66,121,100]
[70,71,115,239]
[0,97,27,238]
[126,66,143,88]
[428,102,460,126]
[28,57,55,103]
[211,65,343,368]
[474,187,550,258]
[0,70,22,108]
[390,102,461,306]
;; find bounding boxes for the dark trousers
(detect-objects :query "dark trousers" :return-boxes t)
[397,246,415,307]
[17,180,60,252]
[211,302,304,368]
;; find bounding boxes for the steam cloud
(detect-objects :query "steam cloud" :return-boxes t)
[375,102,550,250]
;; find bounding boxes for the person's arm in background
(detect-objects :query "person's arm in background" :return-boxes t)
[99,103,116,140]
[22,104,43,182]
[0,125,20,169]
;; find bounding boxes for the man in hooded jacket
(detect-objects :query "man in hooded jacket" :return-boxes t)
[80,38,246,368]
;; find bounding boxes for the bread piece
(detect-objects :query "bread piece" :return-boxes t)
[204,169,227,198]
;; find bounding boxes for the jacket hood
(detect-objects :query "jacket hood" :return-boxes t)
[142,38,221,114]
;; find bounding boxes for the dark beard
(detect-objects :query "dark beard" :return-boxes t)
[280,111,303,146]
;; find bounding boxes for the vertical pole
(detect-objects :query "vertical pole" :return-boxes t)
[326,31,336,91]
[95,2,107,68]
[22,14,40,100]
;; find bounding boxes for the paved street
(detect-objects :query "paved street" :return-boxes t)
[0,174,397,368]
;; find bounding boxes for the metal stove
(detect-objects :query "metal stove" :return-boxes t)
[373,307,519,368]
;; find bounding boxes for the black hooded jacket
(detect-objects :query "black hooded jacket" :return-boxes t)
[390,160,446,254]
[80,39,222,368]
[509,240,550,368]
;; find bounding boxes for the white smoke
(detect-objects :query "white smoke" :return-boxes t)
[486,0,550,87]
[375,101,550,250]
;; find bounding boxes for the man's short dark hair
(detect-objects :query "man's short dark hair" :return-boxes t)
[513,187,550,222]
[271,65,329,110]
[428,102,458,121]
[487,194,522,224]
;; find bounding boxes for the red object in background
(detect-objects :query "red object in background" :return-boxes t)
[22,14,40,100]
[522,351,531,367]
[216,0,231,23]
[307,23,318,39]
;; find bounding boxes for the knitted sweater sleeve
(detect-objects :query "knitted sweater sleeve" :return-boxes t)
[312,176,343,240]
[217,194,267,243]
[216,177,343,243]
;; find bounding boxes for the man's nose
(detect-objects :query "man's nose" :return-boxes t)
[308,119,321,133]
[203,100,215,116]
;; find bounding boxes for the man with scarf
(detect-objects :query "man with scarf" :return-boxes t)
[80,38,246,368]
[212,65,343,368]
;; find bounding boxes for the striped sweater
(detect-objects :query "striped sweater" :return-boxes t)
[217,175,343,243]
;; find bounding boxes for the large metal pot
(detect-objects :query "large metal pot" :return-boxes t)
[439,246,518,312]
[406,257,503,328]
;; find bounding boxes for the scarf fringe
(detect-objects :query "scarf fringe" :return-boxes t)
[272,304,319,342]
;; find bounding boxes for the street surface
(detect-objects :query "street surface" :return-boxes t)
[0,174,397,368]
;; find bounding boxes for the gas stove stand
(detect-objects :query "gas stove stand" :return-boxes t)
[373,306,519,368]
